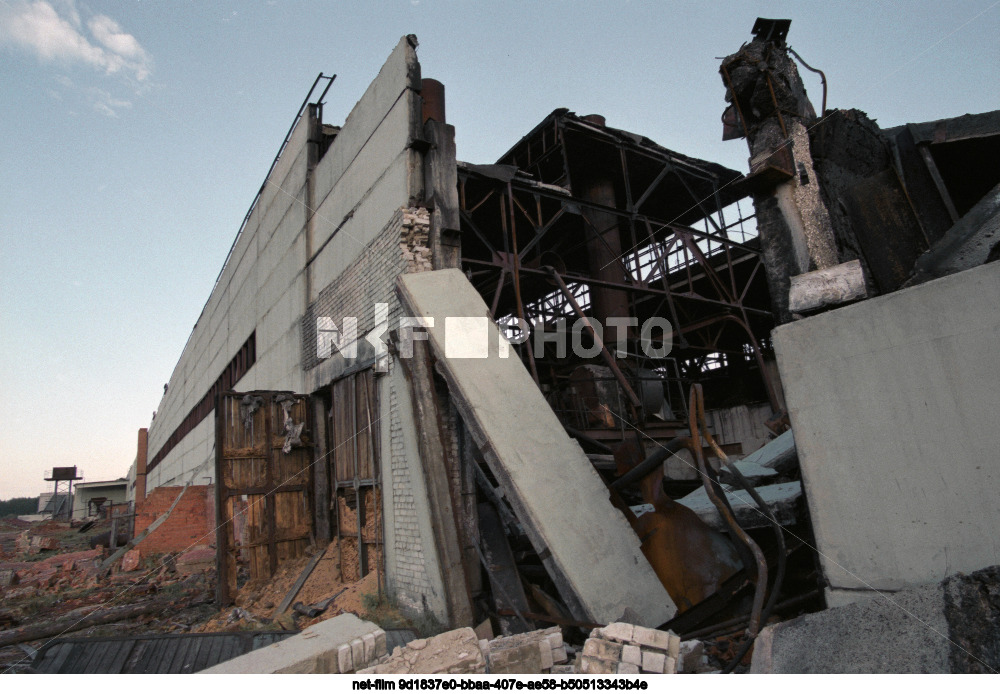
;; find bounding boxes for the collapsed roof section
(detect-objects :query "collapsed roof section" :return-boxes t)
[459,110,780,426]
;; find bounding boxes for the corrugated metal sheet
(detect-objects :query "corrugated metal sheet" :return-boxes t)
[30,630,296,674]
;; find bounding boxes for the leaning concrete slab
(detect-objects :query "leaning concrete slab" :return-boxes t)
[677,481,802,531]
[201,613,385,673]
[773,262,1000,600]
[397,269,675,626]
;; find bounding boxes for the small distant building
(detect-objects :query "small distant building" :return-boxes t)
[37,492,72,517]
[72,479,129,519]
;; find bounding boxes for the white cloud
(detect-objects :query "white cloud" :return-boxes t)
[0,1,151,81]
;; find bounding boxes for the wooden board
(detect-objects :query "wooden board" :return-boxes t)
[215,391,314,604]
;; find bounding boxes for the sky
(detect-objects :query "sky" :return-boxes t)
[1,0,997,500]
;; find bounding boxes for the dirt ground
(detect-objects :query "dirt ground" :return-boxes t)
[227,539,381,622]
[0,519,397,672]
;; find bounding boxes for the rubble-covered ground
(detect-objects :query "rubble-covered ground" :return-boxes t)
[0,518,396,674]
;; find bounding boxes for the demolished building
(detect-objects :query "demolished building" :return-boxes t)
[115,22,1000,672]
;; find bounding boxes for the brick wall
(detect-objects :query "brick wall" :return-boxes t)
[133,484,215,557]
[301,208,430,371]
[301,206,454,617]
[386,361,437,613]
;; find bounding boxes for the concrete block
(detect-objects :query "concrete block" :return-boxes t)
[599,622,634,643]
[551,664,575,674]
[667,633,681,660]
[578,655,616,674]
[583,638,623,661]
[750,581,950,673]
[489,642,543,674]
[539,642,554,670]
[398,269,675,626]
[551,646,568,664]
[632,625,670,651]
[641,650,666,673]
[617,662,640,674]
[362,632,376,663]
[545,632,564,650]
[351,638,364,668]
[201,613,380,673]
[621,644,641,666]
[337,643,353,673]
[664,656,676,674]
[788,259,867,313]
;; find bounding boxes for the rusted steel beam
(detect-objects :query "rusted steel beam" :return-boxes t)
[546,267,642,411]
[506,183,540,387]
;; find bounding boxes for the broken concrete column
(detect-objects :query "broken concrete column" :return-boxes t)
[721,33,841,323]
[788,259,867,314]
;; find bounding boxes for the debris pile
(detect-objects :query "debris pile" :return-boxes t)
[361,627,487,675]
[481,626,568,674]
[578,623,679,675]
[359,623,713,675]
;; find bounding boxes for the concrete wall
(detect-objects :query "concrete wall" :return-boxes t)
[71,482,128,520]
[145,36,422,490]
[141,36,454,623]
[773,262,1000,602]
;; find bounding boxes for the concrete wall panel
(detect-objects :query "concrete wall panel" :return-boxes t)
[773,263,1000,597]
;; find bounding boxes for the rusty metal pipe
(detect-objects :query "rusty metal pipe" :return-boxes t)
[420,78,445,124]
[688,384,768,639]
[610,436,689,490]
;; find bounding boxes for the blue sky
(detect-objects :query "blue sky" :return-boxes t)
[1,0,997,499]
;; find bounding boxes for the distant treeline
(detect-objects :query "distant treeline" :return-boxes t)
[0,497,37,517]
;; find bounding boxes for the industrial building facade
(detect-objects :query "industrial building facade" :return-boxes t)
[126,27,1000,641]
[128,33,775,626]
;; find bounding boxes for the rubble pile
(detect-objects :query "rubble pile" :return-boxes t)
[578,623,680,674]
[359,623,713,676]
[481,626,568,674]
[360,627,487,675]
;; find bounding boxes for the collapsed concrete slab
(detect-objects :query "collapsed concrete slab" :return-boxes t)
[751,565,1000,673]
[908,182,1000,286]
[678,481,802,531]
[397,269,675,627]
[773,262,1000,601]
[718,429,797,486]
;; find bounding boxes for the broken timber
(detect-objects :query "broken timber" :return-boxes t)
[273,548,326,618]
